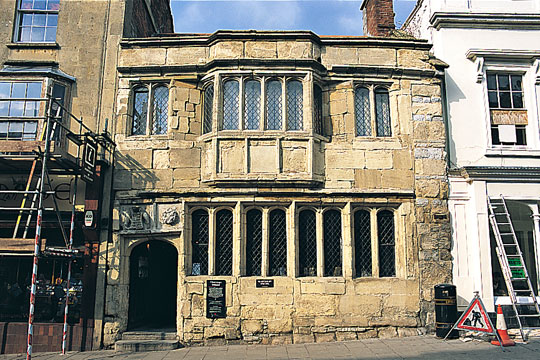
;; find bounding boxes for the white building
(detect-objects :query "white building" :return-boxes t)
[404,0,540,312]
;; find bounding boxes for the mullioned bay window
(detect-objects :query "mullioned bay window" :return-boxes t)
[201,75,328,135]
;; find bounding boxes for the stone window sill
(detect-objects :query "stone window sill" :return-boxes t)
[7,42,60,49]
[485,148,540,157]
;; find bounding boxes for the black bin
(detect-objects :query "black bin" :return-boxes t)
[434,284,458,339]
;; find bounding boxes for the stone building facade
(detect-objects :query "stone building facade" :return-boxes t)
[0,0,172,354]
[100,28,452,347]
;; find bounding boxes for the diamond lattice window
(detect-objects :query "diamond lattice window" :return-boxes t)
[286,80,303,131]
[299,210,317,277]
[203,84,214,134]
[216,209,233,276]
[223,80,239,130]
[191,209,209,275]
[246,209,263,276]
[266,80,282,130]
[378,210,395,277]
[244,80,261,130]
[355,87,371,136]
[375,88,391,137]
[269,209,287,276]
[152,86,168,135]
[313,85,323,136]
[354,210,371,277]
[324,210,342,277]
[132,88,148,135]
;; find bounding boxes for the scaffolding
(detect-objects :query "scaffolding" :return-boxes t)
[0,91,114,359]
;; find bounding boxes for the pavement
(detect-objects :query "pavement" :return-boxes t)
[2,335,540,360]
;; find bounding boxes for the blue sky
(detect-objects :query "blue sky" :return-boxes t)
[171,0,417,35]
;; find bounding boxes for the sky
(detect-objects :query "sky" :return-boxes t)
[170,0,418,36]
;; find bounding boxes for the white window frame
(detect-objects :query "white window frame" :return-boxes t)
[469,50,540,152]
[14,0,60,44]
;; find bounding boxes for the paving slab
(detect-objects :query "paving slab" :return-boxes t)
[2,335,540,360]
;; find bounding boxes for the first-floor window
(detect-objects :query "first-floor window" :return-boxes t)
[354,85,391,137]
[15,0,60,43]
[323,210,342,277]
[245,209,263,276]
[487,73,527,146]
[378,210,395,277]
[203,84,214,134]
[298,209,317,277]
[269,209,287,276]
[131,84,169,136]
[223,79,239,130]
[215,209,233,276]
[191,209,209,275]
[286,80,303,131]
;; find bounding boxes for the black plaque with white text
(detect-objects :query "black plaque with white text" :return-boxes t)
[256,279,274,288]
[206,280,226,318]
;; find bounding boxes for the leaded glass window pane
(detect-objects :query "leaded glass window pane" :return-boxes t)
[191,209,209,276]
[355,87,371,136]
[287,80,303,131]
[354,210,371,277]
[132,87,148,135]
[203,84,214,134]
[216,209,233,276]
[223,80,239,130]
[299,210,317,277]
[246,209,262,276]
[313,85,323,136]
[244,80,261,130]
[324,210,342,277]
[152,86,168,135]
[378,210,395,277]
[269,209,287,276]
[375,88,391,137]
[266,80,282,130]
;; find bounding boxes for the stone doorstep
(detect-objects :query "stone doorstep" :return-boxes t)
[115,339,179,352]
[121,331,178,341]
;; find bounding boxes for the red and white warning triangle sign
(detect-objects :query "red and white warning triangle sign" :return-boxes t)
[456,297,494,333]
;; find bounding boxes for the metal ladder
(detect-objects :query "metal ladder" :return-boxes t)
[488,196,540,341]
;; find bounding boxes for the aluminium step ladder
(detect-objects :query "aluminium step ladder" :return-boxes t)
[488,196,540,341]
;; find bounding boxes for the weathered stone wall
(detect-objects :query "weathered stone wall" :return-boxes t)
[105,32,451,347]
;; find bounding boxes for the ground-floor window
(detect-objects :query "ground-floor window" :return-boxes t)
[216,209,233,276]
[188,204,397,278]
[0,256,84,323]
[191,209,209,276]
[324,210,342,277]
[245,209,263,276]
[298,209,317,277]
[269,209,288,276]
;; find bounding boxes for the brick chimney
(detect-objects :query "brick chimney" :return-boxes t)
[360,0,395,37]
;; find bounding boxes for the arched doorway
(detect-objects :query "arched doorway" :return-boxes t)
[128,240,177,330]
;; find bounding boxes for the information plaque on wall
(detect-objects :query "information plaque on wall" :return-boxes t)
[256,279,274,288]
[206,280,226,318]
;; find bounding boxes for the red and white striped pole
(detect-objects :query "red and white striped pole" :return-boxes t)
[27,97,54,360]
[26,210,42,360]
